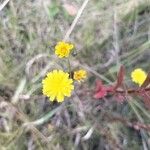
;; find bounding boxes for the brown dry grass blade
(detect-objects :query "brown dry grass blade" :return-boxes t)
[141,71,150,88]
[114,65,125,90]
[142,92,150,109]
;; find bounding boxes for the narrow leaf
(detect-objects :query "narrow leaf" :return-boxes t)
[141,71,150,88]
[114,65,125,90]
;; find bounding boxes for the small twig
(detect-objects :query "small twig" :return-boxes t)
[63,0,90,41]
[0,0,10,12]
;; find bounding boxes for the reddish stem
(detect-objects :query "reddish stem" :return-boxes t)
[115,87,150,94]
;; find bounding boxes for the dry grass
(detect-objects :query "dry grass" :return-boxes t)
[0,0,150,149]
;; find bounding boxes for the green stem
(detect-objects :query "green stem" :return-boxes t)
[67,58,71,75]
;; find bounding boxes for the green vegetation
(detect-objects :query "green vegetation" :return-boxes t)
[0,0,150,149]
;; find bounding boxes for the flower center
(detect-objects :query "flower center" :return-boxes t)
[52,79,65,92]
[61,47,68,55]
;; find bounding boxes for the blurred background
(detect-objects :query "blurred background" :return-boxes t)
[0,0,150,149]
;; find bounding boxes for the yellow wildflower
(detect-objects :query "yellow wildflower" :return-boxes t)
[42,70,74,102]
[73,69,87,82]
[55,41,74,58]
[131,68,147,86]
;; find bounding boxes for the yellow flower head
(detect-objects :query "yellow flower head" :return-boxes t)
[131,68,147,86]
[55,41,74,58]
[42,70,74,102]
[73,69,87,82]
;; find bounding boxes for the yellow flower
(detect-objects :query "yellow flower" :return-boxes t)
[55,41,74,58]
[42,70,74,102]
[73,69,87,82]
[131,68,147,86]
